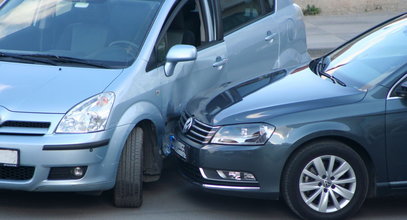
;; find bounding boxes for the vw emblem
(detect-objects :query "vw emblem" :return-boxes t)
[182,117,194,134]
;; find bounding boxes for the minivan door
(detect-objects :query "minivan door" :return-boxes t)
[148,0,229,119]
[219,0,279,83]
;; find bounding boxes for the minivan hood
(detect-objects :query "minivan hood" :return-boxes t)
[187,69,366,125]
[0,62,123,113]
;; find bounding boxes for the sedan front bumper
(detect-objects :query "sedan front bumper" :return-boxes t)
[174,129,288,200]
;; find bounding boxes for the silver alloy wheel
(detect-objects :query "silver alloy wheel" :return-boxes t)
[299,155,357,213]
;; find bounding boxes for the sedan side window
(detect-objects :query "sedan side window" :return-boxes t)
[220,0,271,34]
[390,76,407,98]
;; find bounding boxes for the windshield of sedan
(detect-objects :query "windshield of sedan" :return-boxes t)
[0,0,162,68]
[321,14,407,90]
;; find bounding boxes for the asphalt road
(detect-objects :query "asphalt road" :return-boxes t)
[0,157,406,220]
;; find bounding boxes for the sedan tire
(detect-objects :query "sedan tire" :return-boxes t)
[113,127,144,207]
[282,140,368,220]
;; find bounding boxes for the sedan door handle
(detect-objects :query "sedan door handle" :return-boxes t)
[213,57,228,68]
[265,31,277,42]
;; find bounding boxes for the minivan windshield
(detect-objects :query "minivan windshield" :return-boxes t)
[320,14,407,90]
[0,0,162,68]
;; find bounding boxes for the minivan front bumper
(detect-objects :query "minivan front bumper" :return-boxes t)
[0,107,130,192]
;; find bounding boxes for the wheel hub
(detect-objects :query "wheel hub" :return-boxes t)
[322,179,332,188]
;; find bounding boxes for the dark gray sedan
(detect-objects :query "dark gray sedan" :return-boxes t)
[172,13,407,220]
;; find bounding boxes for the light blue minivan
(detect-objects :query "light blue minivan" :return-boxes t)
[0,0,309,206]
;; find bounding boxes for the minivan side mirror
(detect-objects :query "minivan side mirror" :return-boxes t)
[164,45,197,77]
[396,82,407,98]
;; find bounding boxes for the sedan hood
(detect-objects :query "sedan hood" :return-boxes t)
[0,62,122,113]
[187,69,366,125]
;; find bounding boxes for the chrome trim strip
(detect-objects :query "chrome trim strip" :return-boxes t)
[387,74,407,100]
[203,184,260,190]
[194,119,219,129]
[199,168,259,184]
[190,130,208,139]
[199,168,208,179]
[193,125,215,134]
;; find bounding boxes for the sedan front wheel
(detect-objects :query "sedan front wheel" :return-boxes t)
[282,140,369,220]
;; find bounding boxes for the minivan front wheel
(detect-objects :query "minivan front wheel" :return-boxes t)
[113,127,144,207]
[282,141,368,220]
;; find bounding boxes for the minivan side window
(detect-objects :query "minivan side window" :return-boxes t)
[154,0,207,67]
[220,0,274,34]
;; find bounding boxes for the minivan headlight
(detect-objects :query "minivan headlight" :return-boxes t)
[56,92,115,133]
[211,123,275,145]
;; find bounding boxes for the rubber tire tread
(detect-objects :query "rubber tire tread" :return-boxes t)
[281,140,368,220]
[113,127,143,208]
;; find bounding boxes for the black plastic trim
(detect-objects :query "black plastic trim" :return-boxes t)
[1,121,50,128]
[212,0,223,40]
[198,0,210,44]
[48,166,88,180]
[43,139,110,151]
[0,132,44,136]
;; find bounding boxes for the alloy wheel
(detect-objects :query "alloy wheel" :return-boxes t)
[299,155,357,213]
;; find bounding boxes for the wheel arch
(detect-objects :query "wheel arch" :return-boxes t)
[281,135,376,198]
[113,101,165,181]
[136,119,163,180]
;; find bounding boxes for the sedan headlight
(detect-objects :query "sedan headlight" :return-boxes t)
[56,92,115,133]
[211,123,275,145]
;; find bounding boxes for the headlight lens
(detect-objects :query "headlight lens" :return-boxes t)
[211,123,275,145]
[56,92,115,133]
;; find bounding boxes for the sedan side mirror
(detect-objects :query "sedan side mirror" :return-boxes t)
[164,45,197,77]
[396,82,407,98]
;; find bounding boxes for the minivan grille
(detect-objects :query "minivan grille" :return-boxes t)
[0,121,51,136]
[179,112,219,144]
[1,121,51,129]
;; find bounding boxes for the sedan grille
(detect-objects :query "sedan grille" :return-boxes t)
[179,112,219,144]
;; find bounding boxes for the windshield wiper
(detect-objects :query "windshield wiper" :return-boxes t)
[315,57,347,87]
[0,53,110,68]
[0,52,58,66]
[318,71,347,87]
[27,54,110,69]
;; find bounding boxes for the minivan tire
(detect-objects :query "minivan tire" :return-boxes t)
[282,140,368,220]
[113,127,144,207]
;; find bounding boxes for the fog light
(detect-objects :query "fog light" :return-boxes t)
[48,166,87,180]
[72,167,84,177]
[244,172,256,181]
[216,170,256,182]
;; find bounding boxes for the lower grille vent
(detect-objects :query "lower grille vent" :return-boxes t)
[0,166,35,180]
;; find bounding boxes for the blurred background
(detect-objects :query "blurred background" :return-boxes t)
[295,0,407,15]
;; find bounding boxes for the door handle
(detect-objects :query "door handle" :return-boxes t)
[213,57,228,68]
[265,31,277,42]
